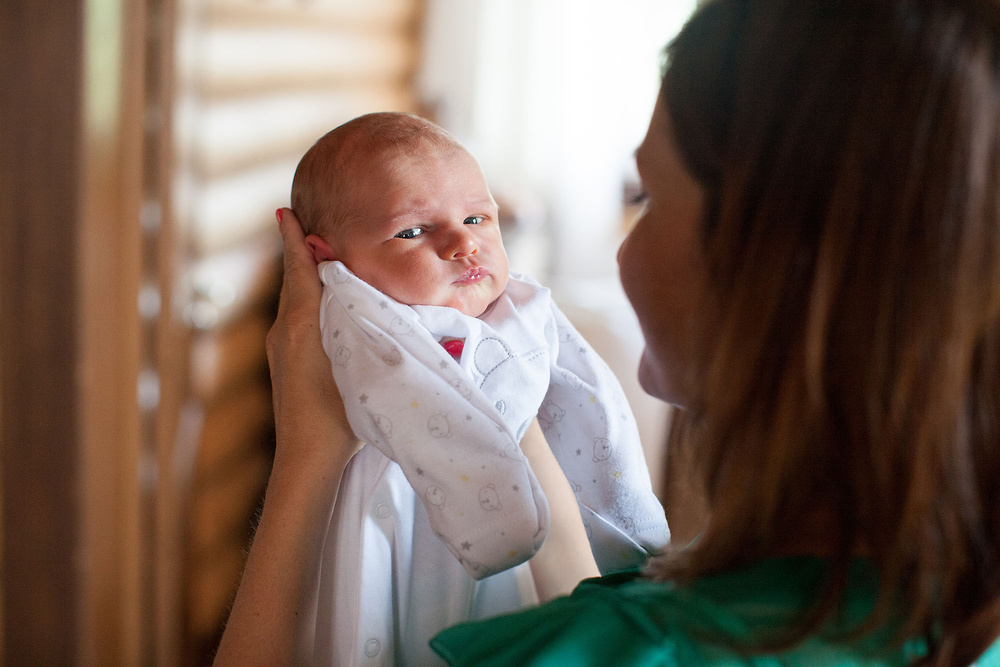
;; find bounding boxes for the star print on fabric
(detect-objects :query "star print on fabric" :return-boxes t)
[332,329,340,338]
[347,303,355,310]
[379,301,388,309]
[613,471,623,479]
[461,541,472,551]
[466,415,472,421]
[590,396,597,403]
[359,394,368,404]
[416,468,424,476]
[512,484,519,492]
[439,360,449,369]
[411,400,419,409]
[461,475,469,483]
[508,550,517,558]
[579,347,587,354]
[576,449,582,456]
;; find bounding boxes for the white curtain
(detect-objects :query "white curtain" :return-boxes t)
[419,0,695,282]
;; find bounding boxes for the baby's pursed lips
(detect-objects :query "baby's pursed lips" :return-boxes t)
[454,266,488,285]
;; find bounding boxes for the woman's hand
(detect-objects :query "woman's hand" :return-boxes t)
[214,208,360,666]
[267,208,359,467]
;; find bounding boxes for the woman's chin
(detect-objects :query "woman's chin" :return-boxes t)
[637,350,687,407]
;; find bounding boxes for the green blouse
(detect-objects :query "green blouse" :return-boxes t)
[431,556,1000,666]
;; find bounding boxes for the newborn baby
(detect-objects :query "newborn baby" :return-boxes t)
[292,111,668,665]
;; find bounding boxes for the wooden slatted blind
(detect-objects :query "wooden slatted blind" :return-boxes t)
[170,0,422,661]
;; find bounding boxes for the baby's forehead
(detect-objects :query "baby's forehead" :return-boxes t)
[344,133,461,171]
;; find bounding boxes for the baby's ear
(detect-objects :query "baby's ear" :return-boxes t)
[305,234,337,263]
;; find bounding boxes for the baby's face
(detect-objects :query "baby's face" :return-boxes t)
[333,145,509,317]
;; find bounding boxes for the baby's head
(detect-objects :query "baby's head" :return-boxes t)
[292,112,509,318]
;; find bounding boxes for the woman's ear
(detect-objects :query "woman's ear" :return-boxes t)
[305,234,337,263]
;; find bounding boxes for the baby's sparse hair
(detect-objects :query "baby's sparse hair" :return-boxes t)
[291,112,464,239]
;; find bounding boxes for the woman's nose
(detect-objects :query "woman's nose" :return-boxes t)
[441,228,479,259]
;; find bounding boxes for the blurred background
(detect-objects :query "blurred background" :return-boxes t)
[0,0,694,663]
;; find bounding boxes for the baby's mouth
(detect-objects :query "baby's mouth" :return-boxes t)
[454,266,488,285]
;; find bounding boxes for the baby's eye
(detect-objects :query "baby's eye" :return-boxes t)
[464,216,484,225]
[395,227,423,239]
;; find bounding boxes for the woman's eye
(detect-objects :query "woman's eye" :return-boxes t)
[628,190,649,206]
[395,227,423,239]
[464,216,483,225]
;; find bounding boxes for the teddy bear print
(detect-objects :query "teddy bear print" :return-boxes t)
[448,378,472,399]
[331,266,350,284]
[428,413,451,438]
[382,347,403,366]
[593,437,612,462]
[425,485,446,507]
[502,443,523,460]
[560,370,583,390]
[334,346,351,367]
[537,413,552,432]
[374,414,393,439]
[389,316,413,336]
[478,484,502,511]
[542,400,565,424]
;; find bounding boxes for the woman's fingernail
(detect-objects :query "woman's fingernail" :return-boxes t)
[276,208,284,223]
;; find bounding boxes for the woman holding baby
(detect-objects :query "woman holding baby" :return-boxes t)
[217,0,1000,664]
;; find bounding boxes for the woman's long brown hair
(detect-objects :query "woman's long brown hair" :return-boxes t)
[647,0,1000,663]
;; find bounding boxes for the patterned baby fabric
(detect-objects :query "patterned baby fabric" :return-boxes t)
[318,261,668,577]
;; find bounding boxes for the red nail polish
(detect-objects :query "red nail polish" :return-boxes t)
[276,208,284,223]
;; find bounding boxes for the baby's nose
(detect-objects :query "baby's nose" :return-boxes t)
[443,228,479,259]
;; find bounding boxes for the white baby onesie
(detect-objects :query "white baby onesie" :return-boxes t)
[315,261,669,663]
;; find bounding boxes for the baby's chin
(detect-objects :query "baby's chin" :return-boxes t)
[381,276,508,317]
[436,280,508,318]
[449,292,501,318]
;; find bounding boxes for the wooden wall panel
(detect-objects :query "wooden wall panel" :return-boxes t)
[1,0,156,663]
[179,89,415,178]
[1,1,86,663]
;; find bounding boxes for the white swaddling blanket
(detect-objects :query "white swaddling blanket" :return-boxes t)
[319,260,668,579]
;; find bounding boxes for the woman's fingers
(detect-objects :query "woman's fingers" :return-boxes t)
[268,208,322,409]
[267,207,358,455]
[276,208,321,316]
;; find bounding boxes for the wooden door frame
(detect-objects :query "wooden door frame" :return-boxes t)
[1,0,180,663]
